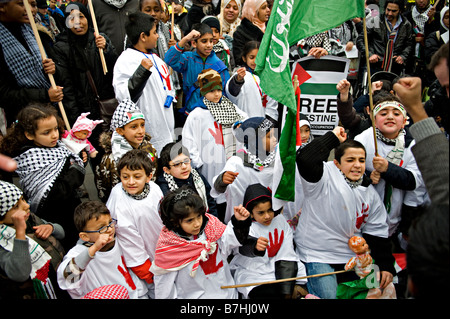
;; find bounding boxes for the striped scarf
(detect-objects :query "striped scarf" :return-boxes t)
[0,23,50,90]
[382,18,400,72]
[150,214,226,277]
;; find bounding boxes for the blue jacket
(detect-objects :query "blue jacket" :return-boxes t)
[164,43,230,114]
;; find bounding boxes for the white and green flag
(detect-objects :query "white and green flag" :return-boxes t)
[255,0,365,202]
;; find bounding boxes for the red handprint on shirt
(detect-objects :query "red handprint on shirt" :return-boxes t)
[117,256,136,290]
[266,229,284,258]
[200,247,224,275]
[356,203,369,230]
[208,122,224,146]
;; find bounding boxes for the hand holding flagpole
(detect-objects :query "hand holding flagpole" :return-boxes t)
[23,0,71,131]
[87,0,108,75]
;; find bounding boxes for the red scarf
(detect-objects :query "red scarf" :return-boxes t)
[151,214,227,277]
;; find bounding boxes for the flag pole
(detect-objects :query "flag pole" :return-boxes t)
[87,0,108,75]
[363,15,379,156]
[293,75,301,146]
[171,2,175,40]
[23,0,71,131]
[221,269,349,289]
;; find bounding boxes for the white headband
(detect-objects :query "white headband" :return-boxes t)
[373,101,406,118]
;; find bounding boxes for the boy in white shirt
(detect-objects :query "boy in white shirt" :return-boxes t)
[113,12,175,154]
[56,201,148,299]
[106,148,164,298]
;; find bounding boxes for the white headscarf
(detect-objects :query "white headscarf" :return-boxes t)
[218,0,242,36]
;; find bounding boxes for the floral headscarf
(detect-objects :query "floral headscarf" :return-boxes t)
[218,0,242,36]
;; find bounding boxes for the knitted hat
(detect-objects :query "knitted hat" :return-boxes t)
[110,99,145,131]
[72,112,103,138]
[201,15,221,32]
[235,117,274,154]
[299,113,310,128]
[198,69,222,96]
[0,181,23,217]
[243,183,272,212]
[373,100,407,118]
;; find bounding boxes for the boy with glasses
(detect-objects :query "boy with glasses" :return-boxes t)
[156,141,218,218]
[57,200,149,298]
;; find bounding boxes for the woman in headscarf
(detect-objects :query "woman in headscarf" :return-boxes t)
[232,0,270,65]
[218,0,242,37]
[52,2,118,171]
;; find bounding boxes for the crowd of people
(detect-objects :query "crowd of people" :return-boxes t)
[0,0,448,301]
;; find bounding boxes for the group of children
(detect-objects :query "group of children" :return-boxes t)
[0,0,431,300]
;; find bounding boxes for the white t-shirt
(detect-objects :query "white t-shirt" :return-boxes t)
[230,214,307,298]
[294,161,389,265]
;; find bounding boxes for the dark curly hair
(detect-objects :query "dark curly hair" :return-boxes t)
[159,185,206,233]
[0,103,65,158]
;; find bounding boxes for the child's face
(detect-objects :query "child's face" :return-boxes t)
[25,116,59,148]
[242,48,258,70]
[163,153,191,180]
[334,147,366,182]
[74,130,89,140]
[257,2,271,23]
[251,201,274,226]
[120,166,151,195]
[300,125,311,144]
[210,27,220,45]
[223,0,240,23]
[263,128,277,153]
[80,214,116,244]
[374,106,406,139]
[193,33,214,58]
[204,89,222,103]
[68,9,89,36]
[0,0,32,24]
[172,3,183,14]
[0,196,30,226]
[116,119,146,148]
[179,211,203,237]
[143,23,159,50]
[140,0,162,23]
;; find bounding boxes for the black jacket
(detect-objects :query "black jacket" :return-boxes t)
[232,18,265,65]
[52,30,118,125]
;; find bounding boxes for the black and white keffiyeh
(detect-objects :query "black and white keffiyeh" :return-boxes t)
[110,98,145,132]
[0,181,23,217]
[0,23,50,90]
[122,182,150,200]
[203,96,245,127]
[13,142,84,212]
[103,0,128,9]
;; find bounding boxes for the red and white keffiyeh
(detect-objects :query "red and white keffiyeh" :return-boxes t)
[151,214,227,277]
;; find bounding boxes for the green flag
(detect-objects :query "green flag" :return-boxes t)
[255,0,365,201]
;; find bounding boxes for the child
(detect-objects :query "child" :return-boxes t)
[272,114,313,230]
[139,0,182,92]
[181,68,247,217]
[56,201,148,299]
[61,112,103,159]
[113,12,175,155]
[0,0,63,127]
[164,22,230,115]
[226,40,278,122]
[95,98,157,202]
[155,141,218,217]
[106,149,164,298]
[0,103,85,250]
[168,0,189,37]
[211,117,276,223]
[354,98,426,239]
[150,185,255,299]
[294,126,395,299]
[0,180,66,299]
[229,183,307,299]
[200,15,233,71]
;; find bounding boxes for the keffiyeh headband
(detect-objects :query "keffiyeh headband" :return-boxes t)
[373,101,406,118]
[110,99,145,132]
[0,181,23,217]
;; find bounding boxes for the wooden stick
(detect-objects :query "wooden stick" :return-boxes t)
[87,0,108,75]
[23,0,71,131]
[171,2,175,41]
[433,0,440,9]
[221,269,349,289]
[362,15,379,156]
